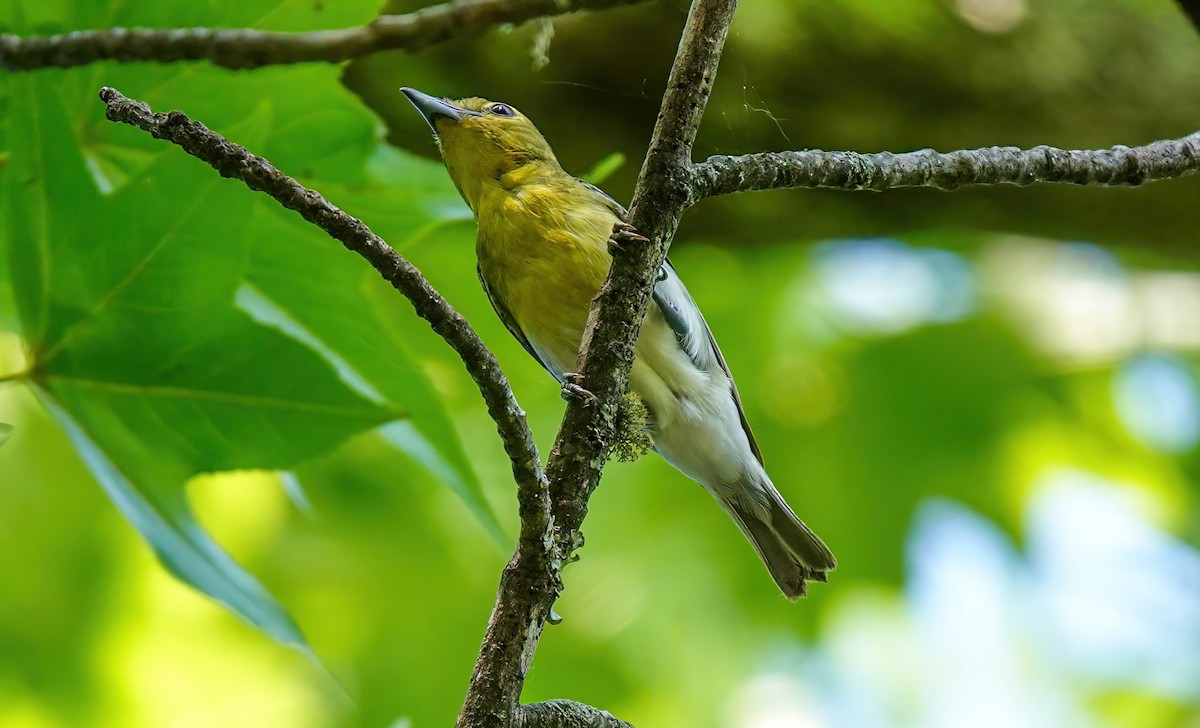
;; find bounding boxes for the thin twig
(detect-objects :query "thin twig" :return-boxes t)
[2,0,641,70]
[687,133,1200,200]
[95,86,551,548]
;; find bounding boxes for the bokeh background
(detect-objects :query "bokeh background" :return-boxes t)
[3,0,1200,726]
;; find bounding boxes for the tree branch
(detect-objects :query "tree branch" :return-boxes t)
[688,132,1200,199]
[3,0,640,71]
[546,0,737,553]
[96,84,552,559]
[516,701,635,728]
[455,0,738,726]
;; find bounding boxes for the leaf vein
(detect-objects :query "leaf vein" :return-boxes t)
[46,374,404,419]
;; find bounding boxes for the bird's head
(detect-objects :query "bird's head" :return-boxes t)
[401,87,558,211]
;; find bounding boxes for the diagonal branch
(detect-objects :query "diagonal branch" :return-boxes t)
[95,85,550,550]
[2,0,640,71]
[688,133,1200,199]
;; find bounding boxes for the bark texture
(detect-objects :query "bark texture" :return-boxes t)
[3,0,640,70]
[516,701,636,728]
[688,134,1200,200]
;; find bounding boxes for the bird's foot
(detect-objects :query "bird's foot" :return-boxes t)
[607,221,650,256]
[560,372,597,405]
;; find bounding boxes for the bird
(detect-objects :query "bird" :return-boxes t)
[401,87,835,599]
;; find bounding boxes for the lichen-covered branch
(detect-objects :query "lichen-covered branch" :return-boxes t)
[3,0,640,71]
[455,1,738,726]
[545,0,738,540]
[688,132,1200,199]
[516,701,635,728]
[96,86,550,547]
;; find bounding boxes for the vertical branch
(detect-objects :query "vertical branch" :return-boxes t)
[546,0,738,546]
[458,1,738,726]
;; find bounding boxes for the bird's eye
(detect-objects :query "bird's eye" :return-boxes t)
[489,103,516,117]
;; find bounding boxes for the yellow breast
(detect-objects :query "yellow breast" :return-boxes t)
[475,176,618,372]
[474,171,709,434]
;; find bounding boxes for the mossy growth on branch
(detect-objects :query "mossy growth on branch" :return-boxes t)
[609,391,653,463]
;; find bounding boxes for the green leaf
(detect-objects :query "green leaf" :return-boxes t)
[243,204,504,541]
[0,74,13,332]
[35,391,306,646]
[4,75,399,647]
[4,73,90,347]
[580,152,627,186]
[0,422,12,449]
[2,0,506,648]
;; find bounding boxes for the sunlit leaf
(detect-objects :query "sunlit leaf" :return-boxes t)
[36,391,307,646]
[4,75,399,647]
[243,204,504,541]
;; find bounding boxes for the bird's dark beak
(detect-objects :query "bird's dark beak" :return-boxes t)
[401,87,472,134]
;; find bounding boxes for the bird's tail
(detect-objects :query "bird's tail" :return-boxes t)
[721,472,836,600]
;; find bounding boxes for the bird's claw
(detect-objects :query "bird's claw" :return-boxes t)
[608,222,650,256]
[560,372,597,405]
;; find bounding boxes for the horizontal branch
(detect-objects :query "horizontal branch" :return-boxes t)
[2,0,639,70]
[689,131,1200,199]
[516,700,634,728]
[95,87,551,547]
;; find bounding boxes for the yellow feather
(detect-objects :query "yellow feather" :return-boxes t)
[424,95,697,427]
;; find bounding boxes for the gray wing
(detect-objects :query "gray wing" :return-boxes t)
[575,177,764,464]
[652,260,765,466]
[477,264,558,380]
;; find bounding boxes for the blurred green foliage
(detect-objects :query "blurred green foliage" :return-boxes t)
[2,0,1199,727]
